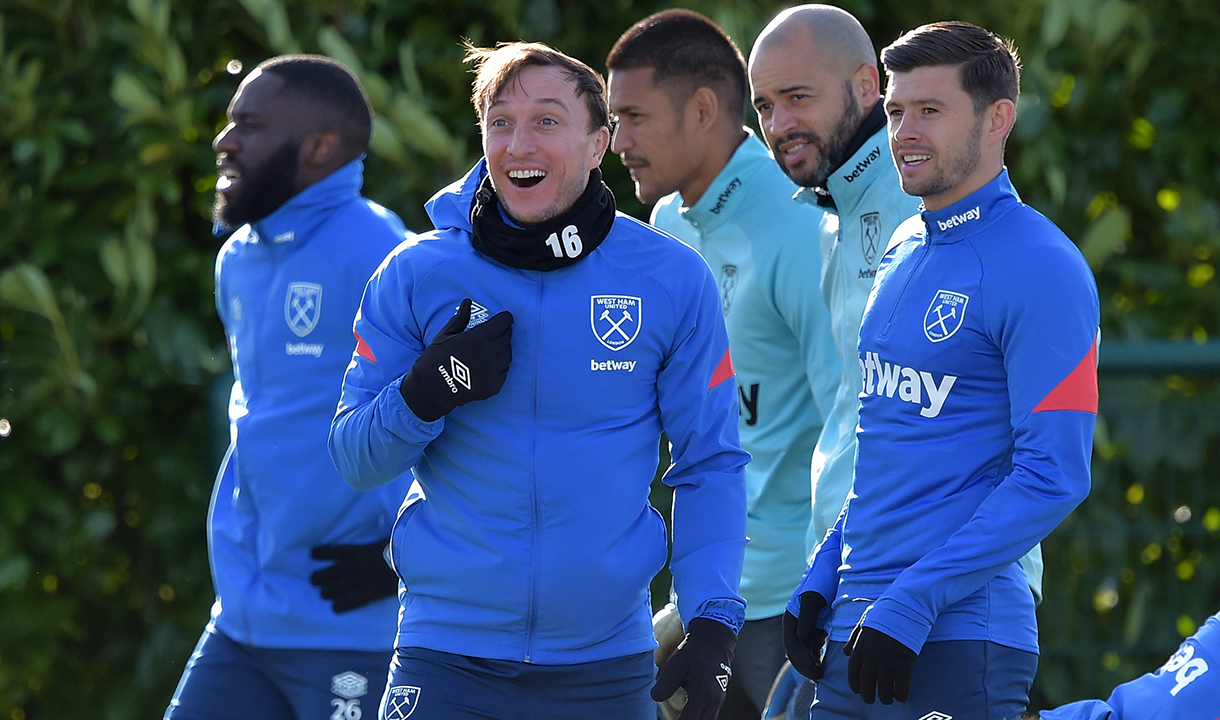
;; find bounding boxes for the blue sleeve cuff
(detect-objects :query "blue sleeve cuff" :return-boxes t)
[693,598,745,635]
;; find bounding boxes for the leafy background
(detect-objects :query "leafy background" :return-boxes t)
[1,0,1218,717]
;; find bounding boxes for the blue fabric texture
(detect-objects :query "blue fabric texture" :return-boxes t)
[329,159,749,664]
[652,130,838,619]
[209,158,412,650]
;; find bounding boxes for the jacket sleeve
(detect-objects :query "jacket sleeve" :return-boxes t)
[788,494,846,620]
[864,236,1099,653]
[658,262,751,633]
[328,245,444,491]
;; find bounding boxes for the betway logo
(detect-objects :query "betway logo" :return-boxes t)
[591,359,636,372]
[710,178,741,214]
[842,146,881,183]
[859,351,957,418]
[936,206,980,232]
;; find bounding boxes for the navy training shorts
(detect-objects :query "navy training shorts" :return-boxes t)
[807,639,1038,720]
[379,646,656,720]
[163,625,392,720]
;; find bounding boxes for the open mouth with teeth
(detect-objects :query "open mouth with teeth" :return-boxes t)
[902,154,932,167]
[508,169,547,188]
[217,166,242,193]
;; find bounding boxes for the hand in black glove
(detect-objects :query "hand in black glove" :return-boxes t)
[651,617,736,720]
[844,613,918,705]
[400,298,513,422]
[309,541,399,613]
[784,591,829,680]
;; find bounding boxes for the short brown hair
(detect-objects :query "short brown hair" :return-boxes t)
[881,21,1021,115]
[463,41,609,133]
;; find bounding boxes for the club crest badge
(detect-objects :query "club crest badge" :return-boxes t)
[591,295,641,351]
[719,265,738,315]
[924,290,969,343]
[285,282,322,337]
[385,686,420,719]
[861,212,881,265]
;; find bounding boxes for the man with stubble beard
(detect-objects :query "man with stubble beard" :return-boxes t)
[165,55,413,720]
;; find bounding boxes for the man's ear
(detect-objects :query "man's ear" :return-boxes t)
[301,130,342,169]
[986,99,1017,147]
[851,63,881,107]
[590,125,611,165]
[687,87,720,132]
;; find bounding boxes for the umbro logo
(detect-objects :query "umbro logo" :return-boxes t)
[918,712,952,720]
[467,301,491,329]
[438,356,471,393]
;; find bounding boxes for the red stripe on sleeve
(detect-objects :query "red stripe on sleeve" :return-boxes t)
[354,332,377,363]
[708,349,735,390]
[1032,335,1098,414]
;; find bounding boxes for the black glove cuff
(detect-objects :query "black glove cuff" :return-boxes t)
[687,617,737,651]
[399,368,447,423]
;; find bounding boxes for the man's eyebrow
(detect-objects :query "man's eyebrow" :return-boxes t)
[488,96,571,111]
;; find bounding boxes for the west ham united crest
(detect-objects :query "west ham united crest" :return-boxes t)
[860,212,881,265]
[719,265,738,315]
[285,282,322,337]
[924,290,969,343]
[385,686,420,719]
[591,295,641,351]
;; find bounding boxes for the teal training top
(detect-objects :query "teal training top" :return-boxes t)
[653,131,839,619]
[793,125,924,547]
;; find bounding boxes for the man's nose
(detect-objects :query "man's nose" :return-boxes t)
[213,122,237,153]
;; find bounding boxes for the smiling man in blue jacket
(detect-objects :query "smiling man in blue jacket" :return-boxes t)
[328,41,749,720]
[783,22,1099,719]
[165,56,412,720]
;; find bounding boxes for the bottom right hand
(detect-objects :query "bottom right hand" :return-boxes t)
[784,591,829,680]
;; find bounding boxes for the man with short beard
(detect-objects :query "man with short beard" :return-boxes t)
[748,3,923,562]
[749,8,1045,715]
[606,11,838,719]
[783,21,1099,718]
[165,55,413,720]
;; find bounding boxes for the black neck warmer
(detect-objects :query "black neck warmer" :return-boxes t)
[470,169,617,271]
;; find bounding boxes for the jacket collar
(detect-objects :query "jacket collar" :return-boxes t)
[242,157,366,246]
[677,129,767,232]
[921,168,1020,244]
[822,105,890,212]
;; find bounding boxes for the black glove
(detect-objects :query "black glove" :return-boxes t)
[309,541,399,613]
[844,612,918,705]
[784,591,829,680]
[651,617,736,720]
[399,298,513,422]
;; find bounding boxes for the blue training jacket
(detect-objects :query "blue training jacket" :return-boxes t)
[793,170,1099,655]
[328,160,749,665]
[1039,612,1220,720]
[209,158,411,650]
[653,130,839,620]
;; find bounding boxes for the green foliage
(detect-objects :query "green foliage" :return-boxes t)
[1,0,1218,717]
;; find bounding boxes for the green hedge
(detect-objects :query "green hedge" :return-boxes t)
[1,0,1218,716]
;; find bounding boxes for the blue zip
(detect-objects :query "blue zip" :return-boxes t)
[878,242,929,342]
[524,272,544,663]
